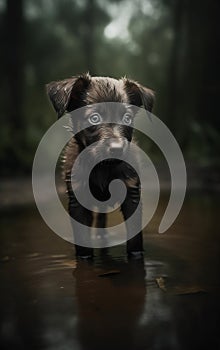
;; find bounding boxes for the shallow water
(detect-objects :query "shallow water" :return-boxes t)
[0,192,220,350]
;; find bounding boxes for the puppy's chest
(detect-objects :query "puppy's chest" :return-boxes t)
[89,162,136,201]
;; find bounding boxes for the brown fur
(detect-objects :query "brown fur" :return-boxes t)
[46,73,154,258]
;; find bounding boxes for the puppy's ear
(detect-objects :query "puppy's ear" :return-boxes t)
[122,78,155,112]
[46,73,91,118]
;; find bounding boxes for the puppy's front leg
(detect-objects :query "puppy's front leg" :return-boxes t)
[121,184,143,257]
[68,193,94,258]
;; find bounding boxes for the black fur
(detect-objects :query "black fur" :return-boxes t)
[46,74,154,258]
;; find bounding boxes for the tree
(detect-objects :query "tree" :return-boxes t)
[4,0,25,129]
[0,0,26,172]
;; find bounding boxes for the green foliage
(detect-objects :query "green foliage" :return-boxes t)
[0,0,219,174]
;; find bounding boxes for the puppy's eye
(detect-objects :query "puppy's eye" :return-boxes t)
[122,113,132,125]
[88,113,102,125]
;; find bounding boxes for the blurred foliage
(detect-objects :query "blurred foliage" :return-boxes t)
[0,0,219,175]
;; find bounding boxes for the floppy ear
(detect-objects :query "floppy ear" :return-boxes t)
[46,73,91,118]
[122,78,155,112]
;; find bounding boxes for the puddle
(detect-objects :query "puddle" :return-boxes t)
[0,193,220,349]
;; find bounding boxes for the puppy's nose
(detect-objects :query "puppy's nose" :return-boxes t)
[109,141,124,157]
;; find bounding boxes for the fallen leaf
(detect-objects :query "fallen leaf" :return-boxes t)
[156,277,167,292]
[25,253,41,258]
[1,256,10,262]
[98,270,121,277]
[172,286,207,296]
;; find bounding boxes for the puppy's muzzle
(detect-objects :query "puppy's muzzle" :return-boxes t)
[108,138,128,157]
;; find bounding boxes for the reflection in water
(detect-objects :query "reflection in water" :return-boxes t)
[74,257,146,350]
[0,193,220,349]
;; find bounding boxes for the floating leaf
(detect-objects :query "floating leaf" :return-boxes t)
[98,270,121,277]
[156,277,167,292]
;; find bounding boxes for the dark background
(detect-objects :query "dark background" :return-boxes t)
[0,2,220,350]
[0,0,219,178]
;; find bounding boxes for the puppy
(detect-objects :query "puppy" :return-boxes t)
[46,74,154,258]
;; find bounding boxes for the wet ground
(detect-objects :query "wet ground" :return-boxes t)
[0,191,220,350]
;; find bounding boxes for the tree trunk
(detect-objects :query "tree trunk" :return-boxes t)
[166,0,184,135]
[5,0,25,130]
[83,0,96,74]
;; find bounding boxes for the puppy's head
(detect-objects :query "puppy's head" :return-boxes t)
[46,73,154,159]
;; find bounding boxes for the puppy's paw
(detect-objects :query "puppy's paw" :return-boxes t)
[128,251,144,260]
[77,254,93,260]
[75,246,93,259]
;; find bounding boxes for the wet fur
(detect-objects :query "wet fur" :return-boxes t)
[46,73,154,258]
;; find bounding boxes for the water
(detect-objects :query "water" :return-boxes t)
[0,192,220,349]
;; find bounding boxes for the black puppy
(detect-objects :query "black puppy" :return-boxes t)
[46,74,154,258]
